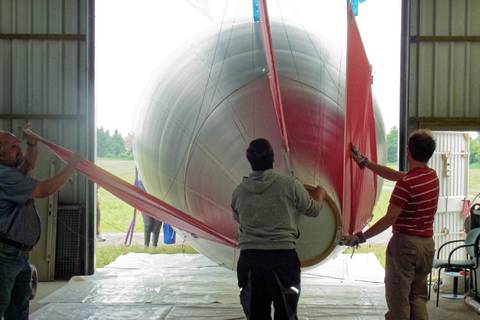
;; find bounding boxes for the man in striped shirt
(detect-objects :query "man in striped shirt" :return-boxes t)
[344,129,439,320]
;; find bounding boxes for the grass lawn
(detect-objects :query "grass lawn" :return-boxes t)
[95,159,197,268]
[371,186,392,225]
[469,166,480,196]
[344,244,387,268]
[96,244,197,268]
[96,159,141,233]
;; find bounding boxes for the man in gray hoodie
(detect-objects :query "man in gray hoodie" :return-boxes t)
[231,138,326,320]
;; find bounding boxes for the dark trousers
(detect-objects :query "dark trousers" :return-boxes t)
[237,249,301,320]
[142,214,162,247]
[0,245,31,320]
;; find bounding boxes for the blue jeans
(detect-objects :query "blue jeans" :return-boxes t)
[0,245,31,320]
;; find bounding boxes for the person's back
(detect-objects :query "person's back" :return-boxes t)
[346,129,439,320]
[232,138,326,320]
[391,166,439,237]
[232,169,321,250]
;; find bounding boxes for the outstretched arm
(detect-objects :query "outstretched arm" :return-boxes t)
[341,203,403,246]
[351,144,405,181]
[364,160,405,181]
[363,203,402,240]
[31,153,82,198]
[20,142,38,174]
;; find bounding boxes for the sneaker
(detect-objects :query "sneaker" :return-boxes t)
[96,234,106,242]
[29,263,38,300]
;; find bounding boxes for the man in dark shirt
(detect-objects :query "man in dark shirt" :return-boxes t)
[0,129,81,320]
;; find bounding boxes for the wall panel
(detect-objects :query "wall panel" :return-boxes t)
[407,0,480,129]
[0,0,94,279]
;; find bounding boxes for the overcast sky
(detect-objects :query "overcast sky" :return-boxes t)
[95,0,401,136]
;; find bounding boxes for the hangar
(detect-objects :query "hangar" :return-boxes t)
[0,0,479,318]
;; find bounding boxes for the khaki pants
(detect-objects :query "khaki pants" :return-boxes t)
[385,233,435,320]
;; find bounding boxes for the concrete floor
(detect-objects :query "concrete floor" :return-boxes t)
[32,285,478,319]
[29,253,479,319]
[427,298,478,320]
[32,287,477,318]
[31,281,67,313]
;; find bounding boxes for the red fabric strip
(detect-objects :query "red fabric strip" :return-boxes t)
[343,7,378,234]
[258,0,290,153]
[26,130,237,247]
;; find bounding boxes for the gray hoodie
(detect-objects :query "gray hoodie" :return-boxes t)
[231,169,322,250]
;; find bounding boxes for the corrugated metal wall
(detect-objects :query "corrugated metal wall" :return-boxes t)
[429,132,469,261]
[408,0,480,130]
[0,0,95,278]
[402,0,480,295]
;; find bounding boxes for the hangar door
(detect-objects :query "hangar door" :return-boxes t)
[399,0,480,296]
[401,0,480,167]
[405,0,480,129]
[0,0,95,279]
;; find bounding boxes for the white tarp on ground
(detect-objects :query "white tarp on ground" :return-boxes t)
[32,253,386,319]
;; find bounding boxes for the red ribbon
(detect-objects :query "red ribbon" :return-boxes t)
[26,129,237,247]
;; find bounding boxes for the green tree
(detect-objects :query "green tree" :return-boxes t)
[97,127,111,157]
[470,135,480,164]
[110,130,125,157]
[96,128,132,159]
[386,126,398,163]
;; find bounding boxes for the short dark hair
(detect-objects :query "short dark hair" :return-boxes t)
[408,129,436,163]
[246,138,274,171]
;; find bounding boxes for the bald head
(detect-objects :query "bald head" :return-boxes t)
[0,130,17,139]
[0,131,23,167]
[0,131,18,150]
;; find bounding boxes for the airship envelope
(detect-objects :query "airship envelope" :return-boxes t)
[29,1,385,270]
[132,1,385,269]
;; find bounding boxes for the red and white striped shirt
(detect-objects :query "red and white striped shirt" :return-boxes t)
[390,166,439,237]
